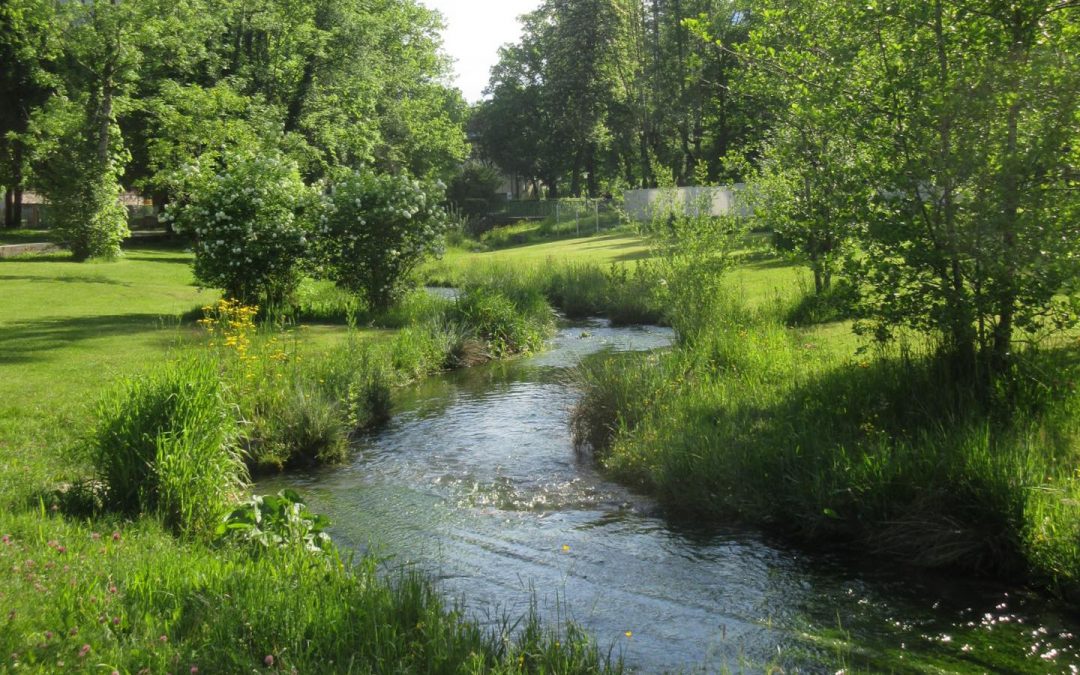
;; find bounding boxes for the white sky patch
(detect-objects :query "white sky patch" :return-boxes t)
[423,0,541,103]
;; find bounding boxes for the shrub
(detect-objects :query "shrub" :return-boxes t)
[91,357,245,537]
[541,263,666,325]
[249,386,349,472]
[166,151,313,306]
[452,285,550,357]
[216,490,334,555]
[319,169,449,311]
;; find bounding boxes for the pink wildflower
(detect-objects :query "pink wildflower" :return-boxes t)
[264,654,274,667]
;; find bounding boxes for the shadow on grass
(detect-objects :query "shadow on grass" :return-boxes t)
[0,252,75,264]
[739,256,798,271]
[0,230,58,246]
[122,254,193,265]
[0,313,192,365]
[0,272,132,286]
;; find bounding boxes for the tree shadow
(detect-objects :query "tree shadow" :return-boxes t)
[122,254,192,265]
[0,252,75,264]
[0,314,192,365]
[0,272,132,286]
[739,256,797,271]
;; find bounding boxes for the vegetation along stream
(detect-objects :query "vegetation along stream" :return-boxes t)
[260,320,1080,673]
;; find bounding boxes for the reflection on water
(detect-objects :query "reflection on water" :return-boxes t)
[260,320,1080,673]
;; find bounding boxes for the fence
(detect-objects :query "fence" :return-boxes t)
[622,185,749,222]
[492,198,622,236]
[1,203,160,230]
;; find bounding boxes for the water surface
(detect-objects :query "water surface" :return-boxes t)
[261,321,1080,672]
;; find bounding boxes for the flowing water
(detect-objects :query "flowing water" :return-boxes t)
[260,320,1080,673]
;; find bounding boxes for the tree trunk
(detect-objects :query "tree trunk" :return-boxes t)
[11,142,24,228]
[12,187,22,229]
[991,34,1027,376]
[3,189,12,229]
[97,80,114,166]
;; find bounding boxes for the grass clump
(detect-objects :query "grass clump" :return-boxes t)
[0,511,620,674]
[90,356,245,538]
[574,298,1080,597]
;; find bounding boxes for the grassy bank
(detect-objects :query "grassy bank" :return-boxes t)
[0,243,618,672]
[572,291,1080,598]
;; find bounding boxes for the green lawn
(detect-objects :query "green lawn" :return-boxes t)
[0,247,372,504]
[0,228,58,246]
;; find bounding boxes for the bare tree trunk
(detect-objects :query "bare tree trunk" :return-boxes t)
[3,188,13,229]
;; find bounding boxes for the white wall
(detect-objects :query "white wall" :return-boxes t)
[622,184,749,222]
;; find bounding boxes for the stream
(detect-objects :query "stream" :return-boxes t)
[260,319,1080,673]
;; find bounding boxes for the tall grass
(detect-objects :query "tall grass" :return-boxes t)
[573,297,1080,597]
[0,511,620,673]
[90,356,245,538]
[187,282,559,475]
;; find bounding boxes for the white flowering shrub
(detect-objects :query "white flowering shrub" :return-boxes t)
[319,169,449,311]
[166,153,313,306]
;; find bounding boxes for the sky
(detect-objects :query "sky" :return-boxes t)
[422,0,541,103]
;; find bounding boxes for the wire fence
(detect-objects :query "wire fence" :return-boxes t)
[492,198,623,236]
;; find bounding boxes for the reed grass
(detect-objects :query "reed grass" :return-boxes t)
[572,297,1080,597]
[89,356,245,538]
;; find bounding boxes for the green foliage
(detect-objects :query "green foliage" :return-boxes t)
[319,169,449,311]
[0,512,618,673]
[574,295,1080,595]
[452,287,548,358]
[139,81,282,201]
[91,357,245,538]
[540,262,666,325]
[166,152,313,306]
[447,160,502,217]
[28,95,131,260]
[647,190,746,340]
[475,0,759,194]
[216,489,334,555]
[250,386,349,471]
[746,127,866,295]
[737,0,1080,376]
[784,279,859,326]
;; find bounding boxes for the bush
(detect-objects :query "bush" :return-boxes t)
[166,151,313,306]
[452,276,553,358]
[447,161,502,216]
[541,263,665,325]
[91,357,245,537]
[319,169,449,311]
[249,386,349,472]
[784,278,859,326]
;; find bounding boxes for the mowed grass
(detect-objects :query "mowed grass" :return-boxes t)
[424,232,652,283]
[0,247,369,505]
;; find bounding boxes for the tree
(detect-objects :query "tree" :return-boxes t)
[728,1,866,295]
[731,0,1080,380]
[854,0,1080,376]
[26,0,149,259]
[0,0,58,229]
